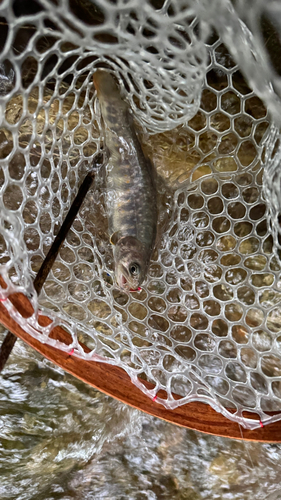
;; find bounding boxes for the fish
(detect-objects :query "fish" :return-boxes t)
[93,70,157,291]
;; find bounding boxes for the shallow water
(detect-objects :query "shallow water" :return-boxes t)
[1,31,281,497]
[2,45,278,426]
[1,328,281,500]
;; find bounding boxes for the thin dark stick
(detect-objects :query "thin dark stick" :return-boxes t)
[0,332,17,371]
[33,171,96,294]
[0,153,104,372]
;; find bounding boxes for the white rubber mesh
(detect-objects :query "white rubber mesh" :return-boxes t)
[1,0,281,430]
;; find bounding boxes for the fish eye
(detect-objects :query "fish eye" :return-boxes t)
[129,263,140,276]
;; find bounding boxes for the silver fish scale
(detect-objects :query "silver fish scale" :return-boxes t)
[1,0,281,429]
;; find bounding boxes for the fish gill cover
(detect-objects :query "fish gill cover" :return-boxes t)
[1,0,281,429]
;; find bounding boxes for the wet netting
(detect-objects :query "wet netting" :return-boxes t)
[1,0,281,430]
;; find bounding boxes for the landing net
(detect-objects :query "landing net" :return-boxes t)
[1,0,281,430]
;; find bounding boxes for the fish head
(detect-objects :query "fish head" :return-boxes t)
[114,236,148,291]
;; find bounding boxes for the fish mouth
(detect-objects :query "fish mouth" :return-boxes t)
[119,272,139,292]
[121,274,128,287]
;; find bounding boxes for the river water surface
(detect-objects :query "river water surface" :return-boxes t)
[1,328,281,500]
[1,37,281,499]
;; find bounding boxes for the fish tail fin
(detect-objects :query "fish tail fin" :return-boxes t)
[93,70,120,99]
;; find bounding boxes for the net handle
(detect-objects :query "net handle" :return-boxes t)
[0,289,280,442]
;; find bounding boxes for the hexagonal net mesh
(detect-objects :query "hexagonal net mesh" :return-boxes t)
[1,0,281,430]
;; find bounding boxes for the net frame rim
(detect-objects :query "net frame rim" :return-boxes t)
[1,286,281,442]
